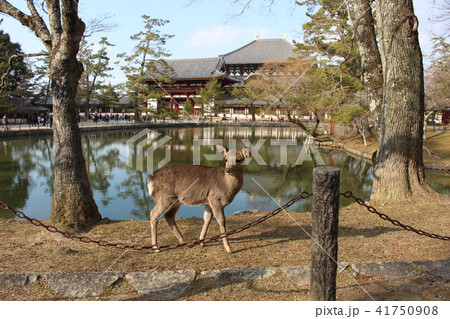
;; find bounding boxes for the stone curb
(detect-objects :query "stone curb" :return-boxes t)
[411,259,450,280]
[351,261,414,278]
[44,271,124,298]
[0,273,39,290]
[125,269,196,300]
[0,259,448,299]
[201,267,277,280]
[282,262,349,286]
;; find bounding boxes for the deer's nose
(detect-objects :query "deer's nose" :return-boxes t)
[225,167,232,174]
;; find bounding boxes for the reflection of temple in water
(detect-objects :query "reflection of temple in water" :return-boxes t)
[164,126,307,143]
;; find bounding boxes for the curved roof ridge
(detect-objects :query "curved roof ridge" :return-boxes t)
[220,40,257,58]
[221,38,297,64]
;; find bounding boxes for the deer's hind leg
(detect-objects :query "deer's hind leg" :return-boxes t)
[199,205,213,247]
[164,203,184,243]
[149,203,166,252]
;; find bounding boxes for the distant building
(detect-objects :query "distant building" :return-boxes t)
[222,38,297,79]
[147,38,300,118]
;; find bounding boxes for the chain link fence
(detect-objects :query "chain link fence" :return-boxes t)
[0,190,448,252]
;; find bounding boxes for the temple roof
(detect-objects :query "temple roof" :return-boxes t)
[164,57,230,80]
[153,38,301,83]
[221,38,297,64]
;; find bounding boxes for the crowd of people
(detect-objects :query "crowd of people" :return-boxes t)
[1,112,139,130]
[89,113,134,124]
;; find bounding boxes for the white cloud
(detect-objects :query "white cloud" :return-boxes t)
[188,25,273,48]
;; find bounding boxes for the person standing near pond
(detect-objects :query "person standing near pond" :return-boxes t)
[2,115,8,130]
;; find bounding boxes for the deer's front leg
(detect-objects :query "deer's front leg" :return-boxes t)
[211,205,232,253]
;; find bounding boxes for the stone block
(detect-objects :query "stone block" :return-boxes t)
[412,259,450,279]
[352,261,413,278]
[201,267,276,280]
[44,272,123,298]
[0,273,28,290]
[125,269,196,300]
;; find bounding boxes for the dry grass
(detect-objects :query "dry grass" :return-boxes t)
[0,196,449,300]
[423,131,450,165]
[340,130,450,166]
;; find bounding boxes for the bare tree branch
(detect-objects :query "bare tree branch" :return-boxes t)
[0,1,52,49]
[26,0,52,46]
[84,13,119,38]
[0,52,49,93]
[46,0,62,44]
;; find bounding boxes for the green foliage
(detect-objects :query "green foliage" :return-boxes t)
[77,37,114,108]
[334,105,366,125]
[0,29,28,96]
[425,36,449,110]
[295,0,360,75]
[96,83,120,108]
[118,15,174,120]
[194,78,226,115]
[0,104,13,112]
[232,82,264,104]
[183,99,194,115]
[289,64,352,115]
[294,0,363,103]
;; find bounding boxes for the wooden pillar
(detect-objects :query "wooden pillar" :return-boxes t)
[310,166,340,301]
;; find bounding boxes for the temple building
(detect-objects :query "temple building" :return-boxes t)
[147,38,299,118]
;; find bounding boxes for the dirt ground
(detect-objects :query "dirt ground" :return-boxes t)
[0,196,448,301]
[1,128,448,300]
[340,130,450,166]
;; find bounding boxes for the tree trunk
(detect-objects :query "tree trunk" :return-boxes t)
[346,0,384,138]
[371,0,432,200]
[49,2,101,231]
[0,0,102,231]
[134,104,142,123]
[250,102,256,122]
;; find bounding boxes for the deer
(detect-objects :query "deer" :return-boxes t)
[147,144,251,253]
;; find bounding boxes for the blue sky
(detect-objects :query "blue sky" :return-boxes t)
[0,0,446,84]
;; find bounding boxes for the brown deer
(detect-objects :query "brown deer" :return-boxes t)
[147,144,251,253]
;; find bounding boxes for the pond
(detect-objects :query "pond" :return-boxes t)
[0,126,448,220]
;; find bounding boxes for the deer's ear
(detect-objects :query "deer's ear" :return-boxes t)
[241,147,251,158]
[216,144,229,158]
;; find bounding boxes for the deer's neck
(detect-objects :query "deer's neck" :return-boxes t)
[222,168,244,190]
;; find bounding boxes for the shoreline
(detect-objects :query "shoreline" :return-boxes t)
[1,121,449,170]
[0,120,296,138]
[317,140,450,171]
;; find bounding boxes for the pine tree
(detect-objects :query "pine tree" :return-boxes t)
[118,15,173,122]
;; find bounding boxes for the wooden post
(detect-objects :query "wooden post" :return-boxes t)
[310,166,340,301]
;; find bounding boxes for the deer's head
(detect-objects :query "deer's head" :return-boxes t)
[217,144,251,175]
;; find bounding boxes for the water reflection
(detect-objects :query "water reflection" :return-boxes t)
[0,127,448,220]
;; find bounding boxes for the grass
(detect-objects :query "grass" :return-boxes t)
[0,195,448,300]
[0,126,448,300]
[339,129,450,166]
[423,131,450,165]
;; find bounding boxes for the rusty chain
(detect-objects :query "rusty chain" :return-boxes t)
[340,191,450,241]
[1,190,448,252]
[0,191,312,252]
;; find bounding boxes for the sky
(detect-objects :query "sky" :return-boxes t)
[0,0,447,84]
